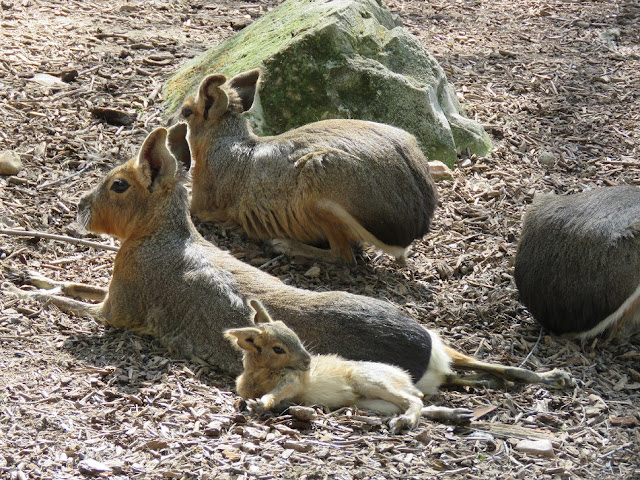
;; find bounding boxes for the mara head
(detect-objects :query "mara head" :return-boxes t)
[77,125,191,241]
[179,69,260,131]
[224,299,312,372]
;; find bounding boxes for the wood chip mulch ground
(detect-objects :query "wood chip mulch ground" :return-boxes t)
[0,1,638,479]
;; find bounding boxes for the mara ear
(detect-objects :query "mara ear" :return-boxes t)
[228,68,260,112]
[248,299,274,325]
[136,127,177,191]
[197,74,229,121]
[167,123,191,171]
[224,327,263,353]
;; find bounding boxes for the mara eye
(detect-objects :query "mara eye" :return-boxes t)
[272,346,286,355]
[181,106,193,119]
[110,178,130,194]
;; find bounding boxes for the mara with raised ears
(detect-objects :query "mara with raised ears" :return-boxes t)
[6,127,573,392]
[179,69,438,264]
[226,300,473,434]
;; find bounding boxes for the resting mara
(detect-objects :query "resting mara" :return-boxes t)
[515,186,640,340]
[178,68,438,264]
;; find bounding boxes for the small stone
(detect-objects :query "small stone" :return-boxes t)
[90,107,134,126]
[538,150,556,167]
[31,73,68,90]
[459,158,473,168]
[78,458,112,475]
[428,160,453,180]
[536,413,564,428]
[435,261,454,280]
[204,421,225,437]
[289,405,317,422]
[241,442,260,454]
[515,439,555,458]
[0,151,22,176]
[304,265,321,278]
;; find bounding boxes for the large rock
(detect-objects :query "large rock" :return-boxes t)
[164,0,491,166]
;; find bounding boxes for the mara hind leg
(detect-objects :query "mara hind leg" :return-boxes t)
[350,366,435,433]
[420,405,473,425]
[269,201,358,263]
[271,200,409,264]
[314,200,410,264]
[269,238,350,264]
[353,381,424,433]
[5,267,107,302]
[443,347,575,389]
[607,291,640,339]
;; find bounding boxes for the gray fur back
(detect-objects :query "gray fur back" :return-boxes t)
[514,186,640,335]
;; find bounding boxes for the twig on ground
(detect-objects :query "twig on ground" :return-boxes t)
[0,228,119,252]
[519,328,544,368]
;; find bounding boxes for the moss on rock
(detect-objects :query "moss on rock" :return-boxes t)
[164,0,491,165]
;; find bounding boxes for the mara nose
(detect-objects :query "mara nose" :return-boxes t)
[303,356,311,370]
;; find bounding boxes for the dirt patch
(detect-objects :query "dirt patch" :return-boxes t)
[1,1,639,479]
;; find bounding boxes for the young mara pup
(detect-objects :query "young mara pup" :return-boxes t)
[178,69,438,264]
[514,186,640,340]
[5,127,572,392]
[226,300,473,433]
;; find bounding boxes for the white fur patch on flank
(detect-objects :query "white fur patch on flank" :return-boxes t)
[415,330,452,395]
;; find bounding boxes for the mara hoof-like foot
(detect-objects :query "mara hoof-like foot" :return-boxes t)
[537,368,576,389]
[268,238,351,264]
[421,406,474,425]
[246,398,267,414]
[388,414,419,434]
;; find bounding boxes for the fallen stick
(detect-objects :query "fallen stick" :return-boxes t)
[0,228,119,252]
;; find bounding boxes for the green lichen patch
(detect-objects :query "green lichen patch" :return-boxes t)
[164,0,491,165]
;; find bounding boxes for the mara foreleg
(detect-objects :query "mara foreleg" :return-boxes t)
[6,268,107,302]
[4,269,106,321]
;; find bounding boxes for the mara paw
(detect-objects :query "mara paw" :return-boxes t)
[541,369,576,389]
[388,414,418,434]
[246,398,267,414]
[422,406,473,425]
[268,238,294,256]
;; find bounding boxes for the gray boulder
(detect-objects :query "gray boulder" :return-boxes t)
[164,0,491,166]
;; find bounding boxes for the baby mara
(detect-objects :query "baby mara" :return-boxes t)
[227,300,472,433]
[6,127,573,423]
